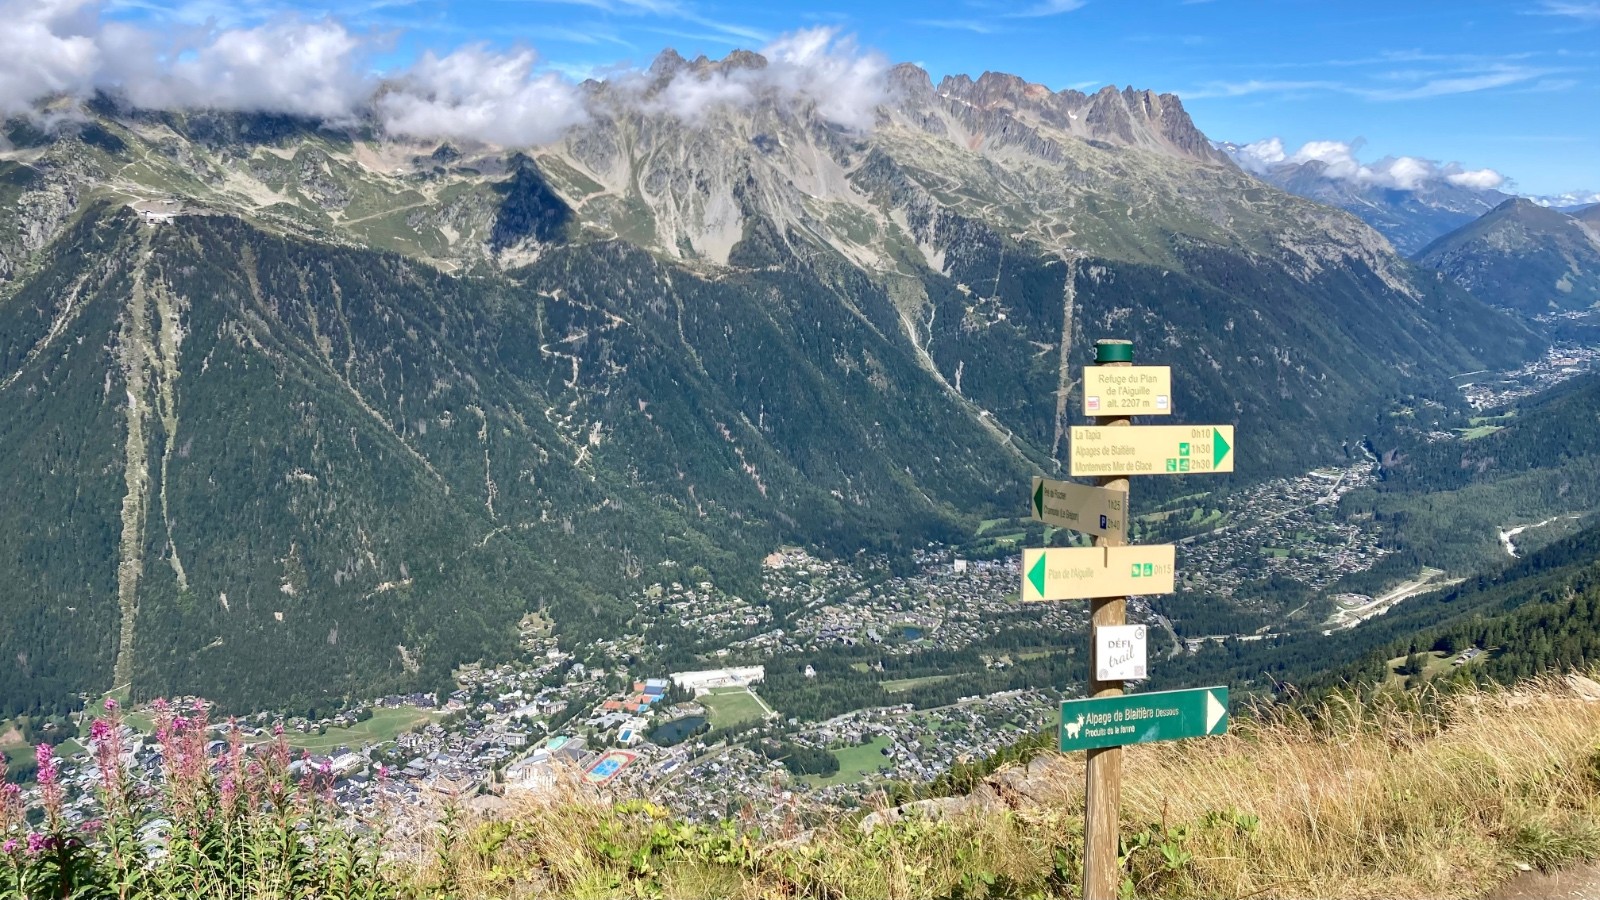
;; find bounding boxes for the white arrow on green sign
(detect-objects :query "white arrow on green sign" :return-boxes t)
[1059,686,1229,752]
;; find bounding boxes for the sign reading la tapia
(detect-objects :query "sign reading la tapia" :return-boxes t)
[1069,425,1234,477]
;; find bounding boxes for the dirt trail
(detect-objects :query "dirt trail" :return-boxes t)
[1049,256,1077,462]
[1485,862,1600,900]
[112,229,156,689]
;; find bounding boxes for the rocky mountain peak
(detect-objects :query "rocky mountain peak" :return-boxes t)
[1495,196,1556,217]
[925,72,1227,166]
[887,63,935,97]
[648,48,689,79]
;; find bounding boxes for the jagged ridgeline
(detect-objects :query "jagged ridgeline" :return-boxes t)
[0,54,1539,714]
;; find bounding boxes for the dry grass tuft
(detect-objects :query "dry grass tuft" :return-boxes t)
[410,678,1600,899]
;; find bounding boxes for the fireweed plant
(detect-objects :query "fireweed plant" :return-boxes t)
[0,699,399,900]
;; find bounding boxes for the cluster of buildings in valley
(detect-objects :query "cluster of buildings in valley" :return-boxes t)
[734,548,1087,658]
[8,451,1433,830]
[642,689,1057,825]
[1177,461,1384,603]
[648,580,771,640]
[1457,342,1600,409]
[19,538,1077,833]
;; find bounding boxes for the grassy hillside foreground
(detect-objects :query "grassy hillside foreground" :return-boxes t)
[417,679,1600,900]
[7,680,1600,898]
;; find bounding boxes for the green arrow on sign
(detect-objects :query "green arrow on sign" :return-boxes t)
[1033,481,1045,519]
[1059,686,1229,752]
[1027,555,1047,598]
[1213,428,1231,469]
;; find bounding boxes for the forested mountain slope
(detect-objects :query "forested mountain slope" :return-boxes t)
[1416,198,1600,313]
[1334,371,1600,573]
[0,54,1542,714]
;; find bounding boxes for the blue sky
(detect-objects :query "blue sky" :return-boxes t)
[89,0,1600,194]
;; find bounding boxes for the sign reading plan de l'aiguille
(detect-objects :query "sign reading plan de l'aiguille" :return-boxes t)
[1020,545,1176,601]
[1059,686,1229,752]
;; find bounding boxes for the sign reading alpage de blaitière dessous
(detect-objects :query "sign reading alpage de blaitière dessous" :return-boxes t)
[1058,687,1229,753]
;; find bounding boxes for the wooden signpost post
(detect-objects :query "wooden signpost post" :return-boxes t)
[1024,339,1236,900]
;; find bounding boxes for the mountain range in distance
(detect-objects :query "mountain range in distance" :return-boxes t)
[0,51,1551,715]
[1217,141,1596,258]
[1417,198,1600,315]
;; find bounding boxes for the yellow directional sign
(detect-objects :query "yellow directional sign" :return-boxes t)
[1069,425,1234,477]
[1083,366,1172,416]
[1031,477,1127,539]
[1021,545,1176,601]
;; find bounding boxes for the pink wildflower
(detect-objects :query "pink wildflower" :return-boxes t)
[104,698,119,712]
[90,704,128,810]
[220,720,246,817]
[34,745,62,822]
[0,784,21,833]
[25,832,48,856]
[1,838,16,854]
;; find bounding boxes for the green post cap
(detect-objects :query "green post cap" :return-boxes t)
[1095,340,1133,364]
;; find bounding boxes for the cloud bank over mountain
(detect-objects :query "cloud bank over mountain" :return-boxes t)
[1230,137,1508,192]
[0,0,890,145]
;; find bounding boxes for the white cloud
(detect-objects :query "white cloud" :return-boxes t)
[1007,0,1087,18]
[378,44,590,146]
[1288,139,1363,179]
[1537,1,1600,22]
[0,6,888,143]
[1443,166,1506,190]
[0,0,101,117]
[762,28,888,130]
[1231,137,1508,193]
[1373,156,1431,191]
[643,27,890,130]
[914,19,1005,35]
[650,67,754,121]
[1185,64,1555,102]
[103,17,374,120]
[1230,136,1286,173]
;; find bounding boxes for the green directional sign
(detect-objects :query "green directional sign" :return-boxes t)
[1059,686,1229,752]
[1070,425,1235,477]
